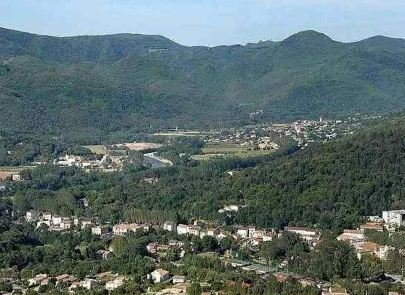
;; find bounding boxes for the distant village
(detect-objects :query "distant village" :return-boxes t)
[6,206,402,295]
[206,113,382,149]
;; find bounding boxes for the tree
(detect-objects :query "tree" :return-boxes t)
[187,282,202,295]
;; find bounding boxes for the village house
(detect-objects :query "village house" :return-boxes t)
[28,274,48,286]
[91,225,109,235]
[60,217,73,230]
[151,269,171,283]
[105,276,125,291]
[188,225,201,236]
[81,219,93,229]
[206,228,220,237]
[218,205,239,213]
[236,227,250,239]
[26,210,40,222]
[355,242,393,260]
[172,275,186,284]
[55,274,77,285]
[11,173,22,181]
[284,227,320,242]
[113,223,149,235]
[337,229,365,245]
[176,224,189,235]
[80,278,98,290]
[163,221,176,232]
[52,215,62,226]
[42,212,52,221]
[200,227,220,239]
[382,210,405,228]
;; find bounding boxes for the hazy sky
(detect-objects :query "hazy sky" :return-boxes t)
[1,0,405,46]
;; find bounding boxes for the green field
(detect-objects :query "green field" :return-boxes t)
[195,143,275,160]
[0,166,30,172]
[83,145,109,155]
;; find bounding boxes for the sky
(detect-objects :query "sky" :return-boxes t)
[1,0,405,46]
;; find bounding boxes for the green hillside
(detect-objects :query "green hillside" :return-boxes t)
[1,28,405,138]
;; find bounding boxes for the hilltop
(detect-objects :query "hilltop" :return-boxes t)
[1,28,405,139]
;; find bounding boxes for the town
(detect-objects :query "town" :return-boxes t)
[2,207,401,294]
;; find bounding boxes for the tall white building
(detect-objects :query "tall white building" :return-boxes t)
[382,210,405,228]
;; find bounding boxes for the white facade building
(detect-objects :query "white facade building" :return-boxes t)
[176,224,189,235]
[382,210,405,228]
[151,269,170,283]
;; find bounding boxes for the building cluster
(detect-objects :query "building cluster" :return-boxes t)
[25,210,155,237]
[26,210,78,231]
[54,154,123,171]
[205,114,382,151]
[205,128,281,151]
[20,208,404,294]
[336,217,401,260]
[26,271,126,293]
[164,221,277,247]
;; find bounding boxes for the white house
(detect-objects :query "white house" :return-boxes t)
[188,225,201,236]
[151,269,170,283]
[382,210,405,228]
[80,278,98,290]
[284,227,320,241]
[28,274,48,286]
[113,223,148,235]
[176,224,189,235]
[52,216,62,226]
[26,210,40,222]
[42,212,52,221]
[60,218,73,230]
[91,225,109,235]
[236,227,249,239]
[80,219,93,229]
[163,221,176,232]
[105,277,125,291]
[172,275,186,284]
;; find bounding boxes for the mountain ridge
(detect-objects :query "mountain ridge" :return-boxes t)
[1,27,405,139]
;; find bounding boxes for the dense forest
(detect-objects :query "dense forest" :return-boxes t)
[1,27,405,137]
[6,115,404,230]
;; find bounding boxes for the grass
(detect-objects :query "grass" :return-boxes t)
[202,143,247,154]
[192,143,275,160]
[0,166,30,172]
[83,145,109,155]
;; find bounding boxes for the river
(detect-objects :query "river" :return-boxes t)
[143,152,173,168]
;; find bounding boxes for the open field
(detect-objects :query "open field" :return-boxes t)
[83,145,109,155]
[191,143,276,160]
[119,142,162,151]
[153,131,219,137]
[0,166,31,172]
[202,143,248,154]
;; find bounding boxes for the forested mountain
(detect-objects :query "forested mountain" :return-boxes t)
[1,27,405,137]
[12,114,405,229]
